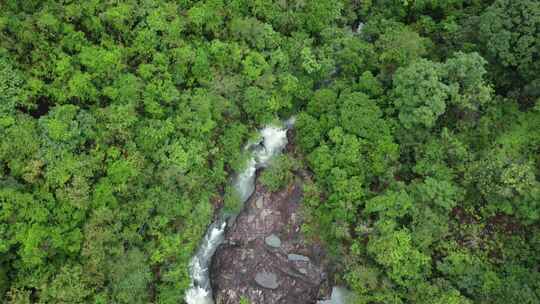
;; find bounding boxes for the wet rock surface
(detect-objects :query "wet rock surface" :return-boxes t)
[211,177,329,304]
[265,234,282,248]
[255,272,279,289]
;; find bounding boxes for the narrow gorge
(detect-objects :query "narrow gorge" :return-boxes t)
[185,120,352,304]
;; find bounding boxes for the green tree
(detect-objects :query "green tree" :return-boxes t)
[295,113,322,151]
[479,0,540,91]
[110,249,152,304]
[376,24,429,73]
[392,59,448,129]
[444,52,492,112]
[260,155,299,192]
[339,92,386,140]
[0,56,23,115]
[368,226,431,286]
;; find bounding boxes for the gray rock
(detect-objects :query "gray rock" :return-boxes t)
[255,196,264,208]
[265,234,281,248]
[211,179,329,304]
[255,272,279,289]
[288,253,310,262]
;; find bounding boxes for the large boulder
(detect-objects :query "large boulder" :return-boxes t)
[211,178,329,304]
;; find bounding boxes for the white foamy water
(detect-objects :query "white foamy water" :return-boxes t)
[185,121,292,304]
[234,157,257,204]
[317,286,355,304]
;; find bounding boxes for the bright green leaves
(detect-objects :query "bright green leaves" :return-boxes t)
[0,56,24,115]
[307,88,338,118]
[376,24,429,72]
[466,151,540,221]
[0,188,49,234]
[79,46,124,81]
[103,73,142,105]
[335,35,377,78]
[410,282,472,304]
[0,116,40,179]
[187,0,225,35]
[300,47,321,74]
[392,59,448,129]
[0,187,83,268]
[330,133,365,178]
[135,119,174,159]
[41,105,79,142]
[135,54,182,117]
[368,228,431,286]
[300,86,398,246]
[92,179,118,209]
[465,108,540,221]
[479,0,540,86]
[301,0,343,33]
[164,142,190,173]
[295,113,322,151]
[365,189,413,220]
[67,72,99,103]
[260,155,299,192]
[392,52,493,130]
[307,144,334,178]
[230,17,280,50]
[239,296,251,304]
[101,2,137,35]
[414,177,463,212]
[219,122,249,170]
[445,52,492,111]
[340,92,386,139]
[343,263,383,303]
[142,78,180,117]
[242,51,270,82]
[303,89,392,155]
[110,249,152,304]
[36,11,61,35]
[437,251,500,297]
[161,139,209,176]
[43,150,80,188]
[301,88,399,247]
[329,172,365,211]
[41,264,94,303]
[356,71,383,98]
[19,224,50,267]
[107,159,139,187]
[242,86,275,124]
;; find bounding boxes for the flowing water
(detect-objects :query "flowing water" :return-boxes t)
[184,117,352,304]
[185,120,292,304]
[317,286,355,304]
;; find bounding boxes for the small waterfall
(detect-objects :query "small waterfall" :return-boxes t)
[317,286,355,304]
[185,120,292,304]
[184,220,226,304]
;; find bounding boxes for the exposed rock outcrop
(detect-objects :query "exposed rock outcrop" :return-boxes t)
[211,177,330,304]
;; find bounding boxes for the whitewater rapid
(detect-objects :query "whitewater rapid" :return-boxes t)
[184,117,353,304]
[185,121,291,304]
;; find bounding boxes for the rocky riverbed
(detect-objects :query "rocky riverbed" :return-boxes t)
[211,175,332,304]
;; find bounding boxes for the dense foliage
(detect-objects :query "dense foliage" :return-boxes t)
[0,1,539,303]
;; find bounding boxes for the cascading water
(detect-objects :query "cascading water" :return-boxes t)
[317,286,355,304]
[185,120,292,304]
[184,117,352,304]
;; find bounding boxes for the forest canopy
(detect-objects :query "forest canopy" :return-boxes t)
[1,0,539,303]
